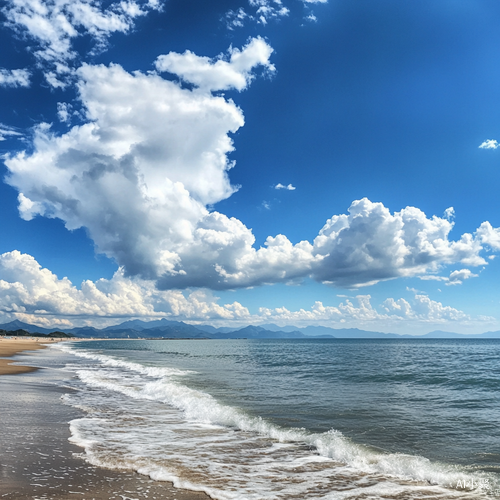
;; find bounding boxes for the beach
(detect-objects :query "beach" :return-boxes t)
[0,338,54,375]
[0,340,210,500]
[2,337,498,500]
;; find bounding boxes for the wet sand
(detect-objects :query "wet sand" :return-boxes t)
[0,338,55,375]
[0,344,211,500]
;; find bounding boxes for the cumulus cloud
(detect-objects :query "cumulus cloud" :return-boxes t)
[383,294,469,322]
[479,139,499,149]
[309,198,490,287]
[2,0,161,86]
[155,37,275,92]
[0,250,250,327]
[261,293,473,326]
[476,221,500,250]
[275,183,296,190]
[4,46,500,291]
[1,251,487,330]
[0,68,31,87]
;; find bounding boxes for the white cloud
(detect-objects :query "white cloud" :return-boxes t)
[262,293,473,326]
[476,221,500,250]
[443,207,454,220]
[224,8,249,30]
[249,0,289,24]
[155,37,275,93]
[479,139,499,149]
[383,294,469,322]
[310,198,489,288]
[3,0,162,86]
[447,268,478,285]
[4,47,500,291]
[57,102,72,122]
[223,0,289,29]
[0,250,250,327]
[0,68,31,87]
[420,268,479,285]
[1,251,487,331]
[0,125,22,141]
[275,183,296,190]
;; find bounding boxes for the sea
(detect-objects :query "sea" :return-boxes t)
[44,338,500,499]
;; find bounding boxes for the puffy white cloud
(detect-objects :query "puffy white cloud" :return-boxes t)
[5,58,245,280]
[3,0,161,85]
[4,46,500,291]
[0,68,31,87]
[155,37,274,92]
[0,251,484,330]
[382,295,469,322]
[310,198,490,288]
[0,250,250,327]
[275,183,296,190]
[261,293,474,326]
[476,221,500,250]
[479,139,499,149]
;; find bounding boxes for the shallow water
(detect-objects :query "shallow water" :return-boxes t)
[54,339,500,499]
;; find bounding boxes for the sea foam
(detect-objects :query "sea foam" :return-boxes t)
[59,343,494,500]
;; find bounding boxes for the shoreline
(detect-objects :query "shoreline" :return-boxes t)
[0,343,211,500]
[0,338,64,375]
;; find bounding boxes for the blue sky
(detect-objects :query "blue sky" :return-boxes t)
[0,0,499,333]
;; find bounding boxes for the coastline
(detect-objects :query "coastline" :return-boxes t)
[0,343,211,500]
[0,338,60,375]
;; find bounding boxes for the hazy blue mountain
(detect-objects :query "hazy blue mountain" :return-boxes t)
[261,324,406,338]
[0,320,56,335]
[420,330,500,339]
[102,318,188,331]
[195,325,236,334]
[212,325,333,340]
[3,320,500,339]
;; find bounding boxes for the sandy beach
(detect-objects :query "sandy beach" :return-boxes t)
[0,340,211,500]
[0,338,57,375]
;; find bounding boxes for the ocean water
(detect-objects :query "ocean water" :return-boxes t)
[53,338,500,499]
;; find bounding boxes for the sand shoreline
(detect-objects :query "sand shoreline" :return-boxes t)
[0,338,64,375]
[0,343,211,500]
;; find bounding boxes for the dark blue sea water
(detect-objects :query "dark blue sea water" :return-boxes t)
[54,339,500,499]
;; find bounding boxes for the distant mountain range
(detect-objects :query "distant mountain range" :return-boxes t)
[0,319,499,340]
